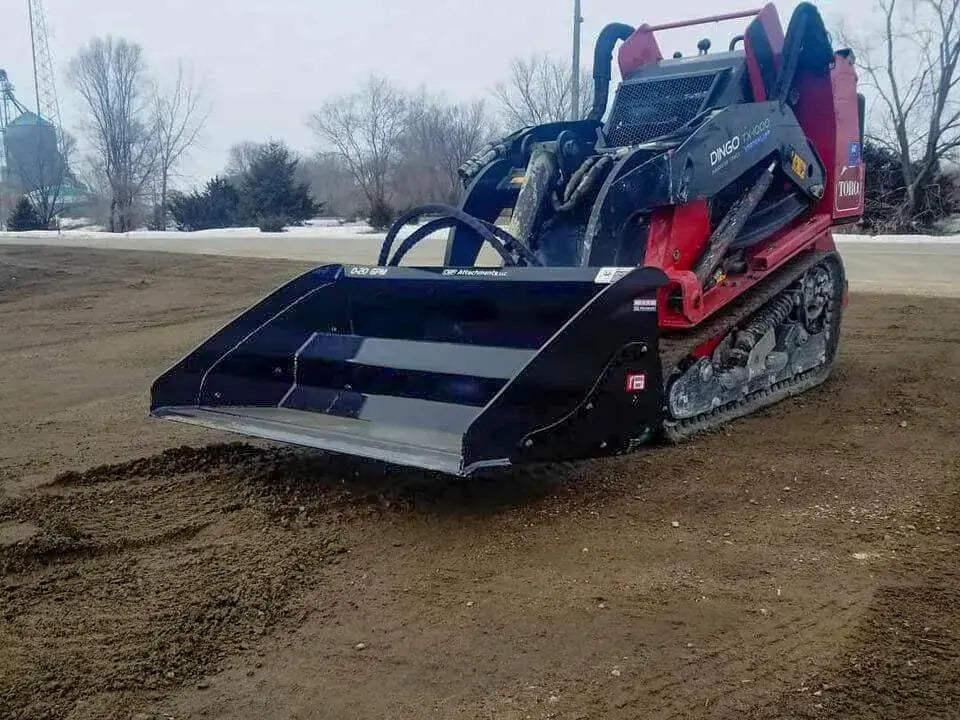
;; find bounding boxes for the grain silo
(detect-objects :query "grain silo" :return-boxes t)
[3,110,61,191]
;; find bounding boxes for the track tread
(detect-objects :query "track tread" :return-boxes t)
[660,251,843,441]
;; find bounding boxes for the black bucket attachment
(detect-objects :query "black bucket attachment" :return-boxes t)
[151,264,667,475]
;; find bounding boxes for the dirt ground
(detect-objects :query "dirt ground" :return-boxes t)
[1,245,958,720]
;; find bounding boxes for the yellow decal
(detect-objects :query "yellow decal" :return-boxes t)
[791,152,808,179]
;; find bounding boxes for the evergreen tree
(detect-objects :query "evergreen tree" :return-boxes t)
[169,176,240,231]
[238,142,319,231]
[7,197,45,231]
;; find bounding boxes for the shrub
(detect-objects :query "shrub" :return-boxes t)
[257,215,287,233]
[169,176,240,231]
[7,197,44,231]
[367,200,396,231]
[238,142,319,227]
[861,140,960,234]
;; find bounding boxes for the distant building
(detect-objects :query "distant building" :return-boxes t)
[2,110,62,191]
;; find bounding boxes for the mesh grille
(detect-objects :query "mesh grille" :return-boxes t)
[605,73,717,147]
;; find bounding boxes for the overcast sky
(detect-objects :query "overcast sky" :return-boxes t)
[2,0,870,186]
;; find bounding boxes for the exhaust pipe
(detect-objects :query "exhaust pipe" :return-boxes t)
[589,23,635,121]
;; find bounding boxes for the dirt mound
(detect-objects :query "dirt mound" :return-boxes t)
[50,442,586,517]
[0,442,617,719]
[51,443,272,486]
[0,446,349,720]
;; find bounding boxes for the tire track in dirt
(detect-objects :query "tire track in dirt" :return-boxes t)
[738,485,960,719]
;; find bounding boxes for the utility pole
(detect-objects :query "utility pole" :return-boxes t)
[571,0,583,120]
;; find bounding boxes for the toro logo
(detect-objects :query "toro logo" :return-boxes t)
[838,179,861,197]
[710,136,740,166]
[835,164,864,213]
[626,373,646,392]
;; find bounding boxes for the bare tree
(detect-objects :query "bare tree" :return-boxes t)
[395,97,496,205]
[224,141,263,180]
[298,152,365,218]
[69,37,157,232]
[309,76,409,215]
[492,54,592,128]
[151,63,207,228]
[847,0,960,225]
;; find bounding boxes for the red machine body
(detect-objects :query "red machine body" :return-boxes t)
[614,5,864,330]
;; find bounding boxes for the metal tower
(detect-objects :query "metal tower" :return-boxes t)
[0,70,29,130]
[27,0,62,144]
[0,69,30,172]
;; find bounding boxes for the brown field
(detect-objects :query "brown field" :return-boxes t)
[1,245,958,720]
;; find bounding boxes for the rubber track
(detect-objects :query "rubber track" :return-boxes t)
[659,251,841,442]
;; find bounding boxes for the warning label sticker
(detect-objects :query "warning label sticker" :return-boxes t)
[594,267,634,284]
[791,152,808,179]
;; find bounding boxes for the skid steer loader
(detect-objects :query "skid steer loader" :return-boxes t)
[151,3,863,475]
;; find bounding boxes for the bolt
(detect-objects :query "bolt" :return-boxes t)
[524,439,534,447]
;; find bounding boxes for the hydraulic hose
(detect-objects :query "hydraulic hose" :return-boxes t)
[589,23,636,120]
[380,204,541,268]
[552,154,615,213]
